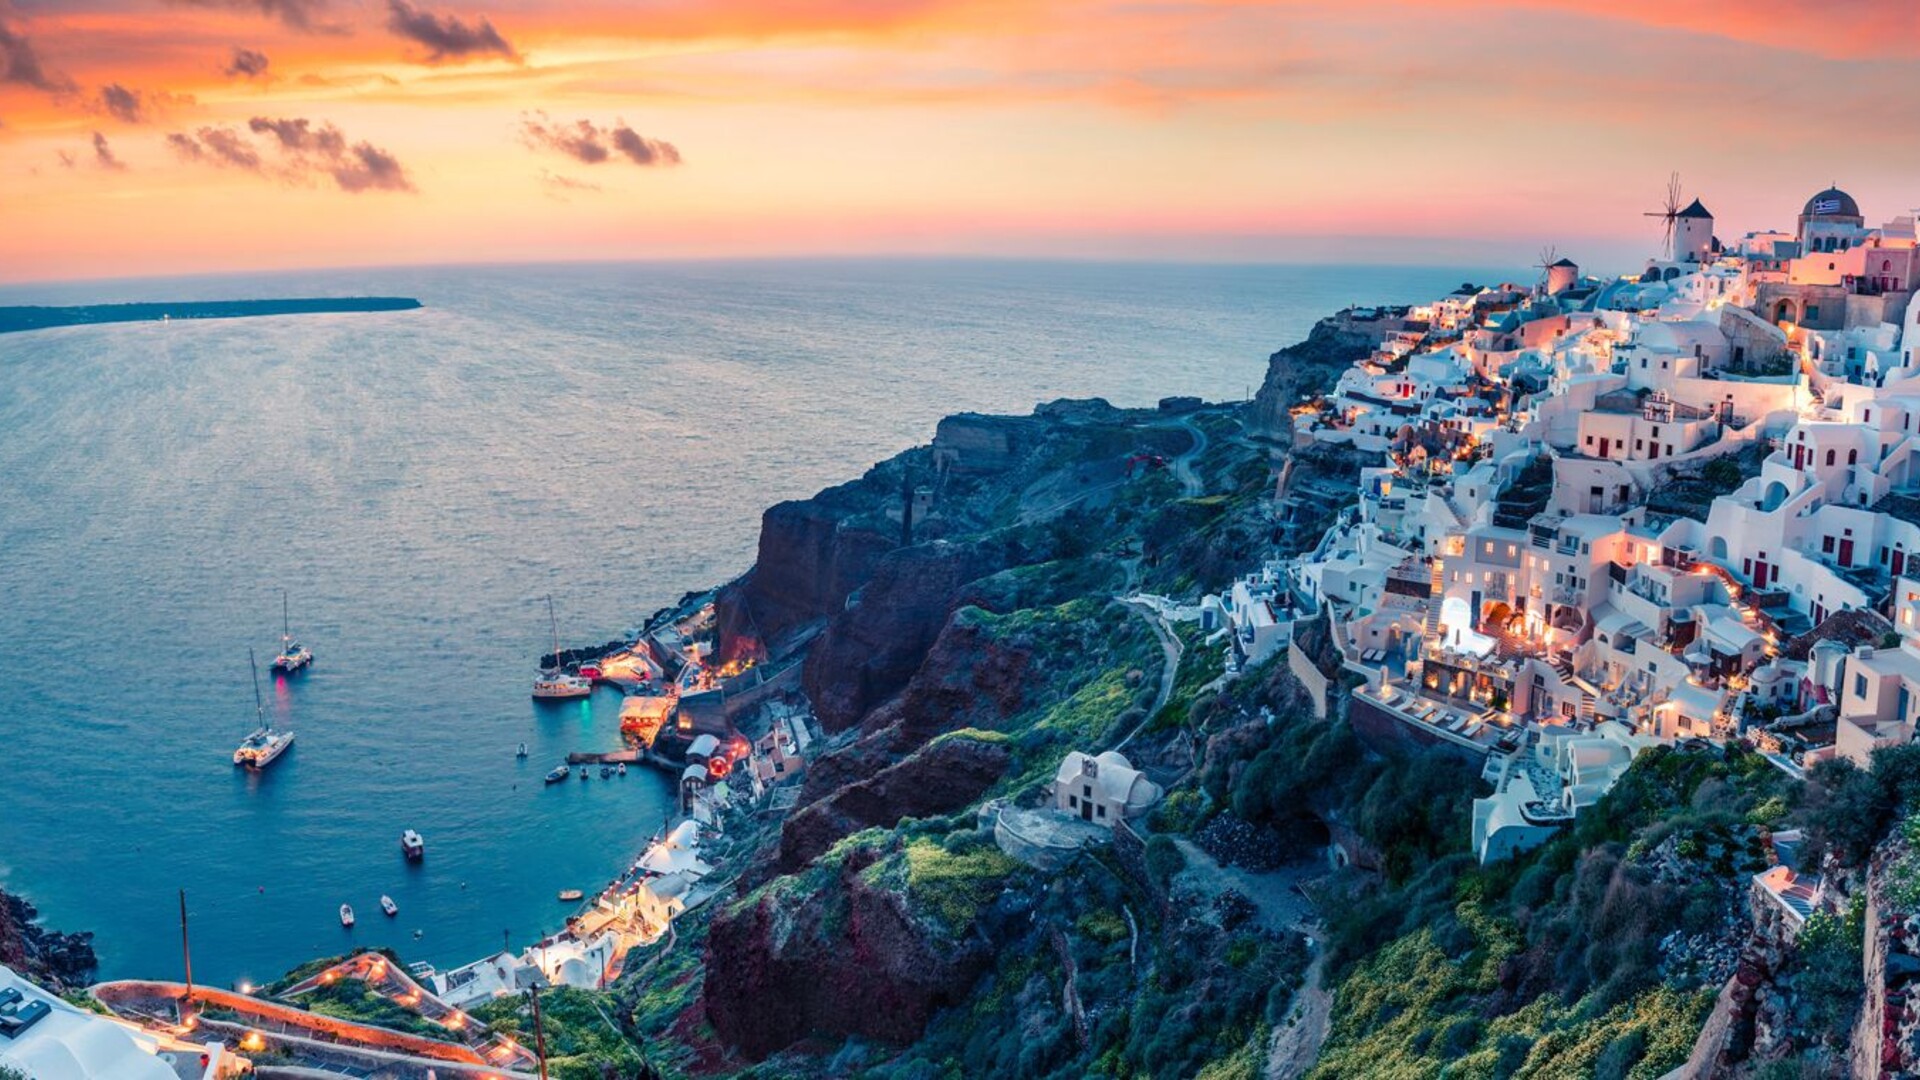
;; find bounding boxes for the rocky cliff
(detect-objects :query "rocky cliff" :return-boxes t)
[713,488,899,660]
[780,732,1011,872]
[801,537,1016,734]
[703,835,1012,1061]
[1246,312,1384,440]
[0,890,97,991]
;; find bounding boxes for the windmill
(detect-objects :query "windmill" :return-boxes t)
[1533,245,1559,292]
[1643,171,1685,260]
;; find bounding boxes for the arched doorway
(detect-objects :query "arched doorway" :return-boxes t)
[1708,535,1729,562]
[1773,299,1798,325]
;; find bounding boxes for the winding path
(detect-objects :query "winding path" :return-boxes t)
[1169,415,1207,497]
[1113,598,1181,751]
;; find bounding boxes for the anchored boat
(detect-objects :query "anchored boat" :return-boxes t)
[270,590,313,674]
[233,648,295,769]
[380,895,398,917]
[339,904,355,928]
[532,594,592,700]
[400,829,425,860]
[544,764,570,784]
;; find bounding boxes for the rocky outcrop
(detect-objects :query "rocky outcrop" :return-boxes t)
[0,890,97,991]
[1247,314,1383,440]
[780,734,1010,872]
[703,844,996,1061]
[713,494,897,659]
[802,539,1015,733]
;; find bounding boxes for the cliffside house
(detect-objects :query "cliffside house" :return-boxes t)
[1053,750,1161,826]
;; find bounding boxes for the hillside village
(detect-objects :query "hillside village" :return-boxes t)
[1210,185,1920,871]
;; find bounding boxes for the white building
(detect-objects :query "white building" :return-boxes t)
[0,966,219,1080]
[1053,750,1160,826]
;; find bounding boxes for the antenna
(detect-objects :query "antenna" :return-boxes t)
[1643,171,1683,259]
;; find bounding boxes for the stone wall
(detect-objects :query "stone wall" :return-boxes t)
[1287,640,1331,720]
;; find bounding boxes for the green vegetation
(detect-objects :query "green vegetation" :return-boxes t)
[297,977,449,1039]
[953,595,1160,794]
[898,836,1024,933]
[1309,908,1710,1080]
[473,987,656,1080]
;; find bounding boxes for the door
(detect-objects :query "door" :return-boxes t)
[1895,549,1907,578]
[1840,539,1855,566]
[1081,800,1094,822]
[1753,560,1770,589]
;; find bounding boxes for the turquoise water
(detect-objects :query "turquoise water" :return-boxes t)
[0,259,1502,985]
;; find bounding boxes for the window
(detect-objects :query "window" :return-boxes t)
[1069,795,1079,808]
[1824,536,1836,554]
[1857,673,1869,698]
[1083,784,1092,799]
[1096,805,1107,818]
[1827,449,1837,467]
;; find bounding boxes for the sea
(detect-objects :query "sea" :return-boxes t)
[0,258,1503,986]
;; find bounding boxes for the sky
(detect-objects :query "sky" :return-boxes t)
[2,0,1919,283]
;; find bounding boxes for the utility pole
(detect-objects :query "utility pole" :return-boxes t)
[178,889,194,1014]
[528,985,551,1080]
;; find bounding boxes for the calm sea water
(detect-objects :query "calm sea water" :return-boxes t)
[0,259,1500,985]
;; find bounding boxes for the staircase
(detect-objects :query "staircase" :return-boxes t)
[1549,651,1598,722]
[1423,559,1446,643]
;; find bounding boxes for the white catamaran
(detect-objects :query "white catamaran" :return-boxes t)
[532,594,592,700]
[271,589,313,673]
[233,647,296,769]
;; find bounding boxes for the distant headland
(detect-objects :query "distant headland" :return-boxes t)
[0,296,423,335]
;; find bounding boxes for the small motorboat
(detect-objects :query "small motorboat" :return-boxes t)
[545,764,569,784]
[380,895,398,917]
[599,765,611,779]
[617,763,627,776]
[401,829,425,860]
[516,742,528,759]
[579,767,590,781]
[557,889,584,902]
[339,904,355,928]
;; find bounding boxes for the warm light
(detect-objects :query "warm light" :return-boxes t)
[240,1031,267,1052]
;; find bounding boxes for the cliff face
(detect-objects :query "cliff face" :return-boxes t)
[703,843,996,1061]
[713,495,897,658]
[801,539,1014,733]
[0,891,97,991]
[1246,315,1380,440]
[780,734,1010,872]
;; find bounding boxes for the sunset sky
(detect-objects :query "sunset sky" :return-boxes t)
[3,0,1919,283]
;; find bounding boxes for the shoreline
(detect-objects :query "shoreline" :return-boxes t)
[0,296,423,335]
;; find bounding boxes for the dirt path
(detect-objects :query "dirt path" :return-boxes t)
[1170,415,1207,497]
[1266,948,1332,1080]
[1113,599,1181,751]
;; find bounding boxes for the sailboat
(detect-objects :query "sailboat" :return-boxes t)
[270,590,313,674]
[233,648,296,769]
[532,594,592,700]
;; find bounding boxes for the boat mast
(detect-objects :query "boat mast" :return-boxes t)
[281,589,292,651]
[547,593,561,672]
[249,647,266,731]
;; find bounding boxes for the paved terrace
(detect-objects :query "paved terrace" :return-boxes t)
[279,952,537,1071]
[93,980,532,1077]
[1353,680,1515,754]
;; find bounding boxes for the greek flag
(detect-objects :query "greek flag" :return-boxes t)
[1812,198,1842,214]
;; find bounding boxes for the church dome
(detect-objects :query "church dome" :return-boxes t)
[1803,187,1860,219]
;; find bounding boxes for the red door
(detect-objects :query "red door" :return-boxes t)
[1896,550,1907,578]
[1839,539,1855,565]
[1753,560,1770,588]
